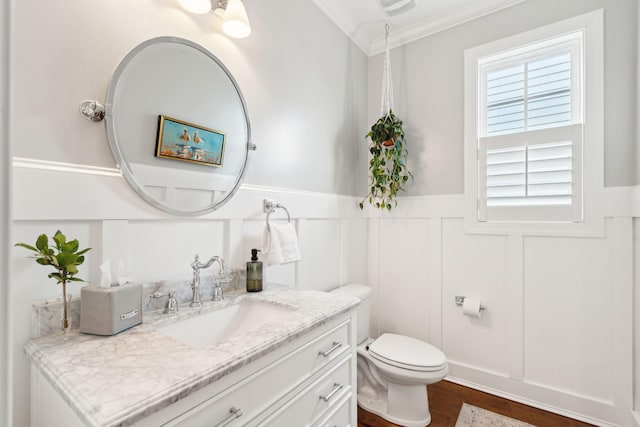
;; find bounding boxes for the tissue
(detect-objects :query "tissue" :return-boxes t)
[116,260,131,286]
[99,259,112,288]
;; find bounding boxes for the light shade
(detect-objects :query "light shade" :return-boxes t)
[178,0,211,15]
[222,0,251,38]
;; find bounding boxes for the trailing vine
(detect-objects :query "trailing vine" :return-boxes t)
[359,110,412,211]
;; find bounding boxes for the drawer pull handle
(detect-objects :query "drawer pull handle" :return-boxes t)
[215,406,243,427]
[319,383,343,402]
[319,341,342,357]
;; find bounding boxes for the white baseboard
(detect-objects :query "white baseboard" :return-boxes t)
[445,368,636,427]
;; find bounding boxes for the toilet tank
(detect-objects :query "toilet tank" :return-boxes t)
[330,284,371,344]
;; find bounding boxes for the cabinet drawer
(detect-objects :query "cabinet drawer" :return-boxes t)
[313,392,353,427]
[164,382,251,427]
[164,320,351,426]
[292,318,351,378]
[258,355,352,426]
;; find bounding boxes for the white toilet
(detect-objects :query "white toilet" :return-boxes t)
[331,284,448,427]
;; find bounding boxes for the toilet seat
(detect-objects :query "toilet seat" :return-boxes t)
[368,333,447,372]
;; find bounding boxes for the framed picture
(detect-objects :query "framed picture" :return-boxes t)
[155,115,226,167]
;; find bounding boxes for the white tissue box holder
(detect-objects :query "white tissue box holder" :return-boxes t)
[80,283,143,336]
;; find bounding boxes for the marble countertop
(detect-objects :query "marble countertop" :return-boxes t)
[24,287,359,427]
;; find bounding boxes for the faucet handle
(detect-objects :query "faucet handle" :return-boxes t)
[212,275,228,302]
[150,290,179,315]
[212,284,224,302]
[164,290,179,315]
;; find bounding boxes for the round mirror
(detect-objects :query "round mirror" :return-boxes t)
[105,37,251,216]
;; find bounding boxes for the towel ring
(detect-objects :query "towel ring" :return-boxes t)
[266,205,291,224]
[264,199,291,229]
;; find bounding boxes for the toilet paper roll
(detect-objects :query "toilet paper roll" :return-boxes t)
[462,298,482,317]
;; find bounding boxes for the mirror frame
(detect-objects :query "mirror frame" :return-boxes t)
[105,36,252,216]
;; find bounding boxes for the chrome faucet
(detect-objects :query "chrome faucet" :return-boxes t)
[190,254,225,307]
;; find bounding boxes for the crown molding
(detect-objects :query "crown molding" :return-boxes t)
[369,0,526,55]
[314,0,527,57]
[311,0,369,54]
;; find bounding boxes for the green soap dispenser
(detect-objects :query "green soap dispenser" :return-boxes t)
[246,248,263,292]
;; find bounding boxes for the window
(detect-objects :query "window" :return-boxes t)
[478,33,583,222]
[464,10,603,230]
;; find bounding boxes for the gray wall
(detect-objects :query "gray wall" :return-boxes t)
[368,0,639,195]
[11,0,369,197]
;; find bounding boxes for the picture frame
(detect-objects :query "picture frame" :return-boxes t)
[155,115,226,167]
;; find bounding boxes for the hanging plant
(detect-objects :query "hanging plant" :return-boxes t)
[360,24,412,211]
[360,110,412,211]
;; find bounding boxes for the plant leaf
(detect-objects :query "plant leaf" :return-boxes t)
[76,247,91,256]
[64,239,79,253]
[52,231,66,251]
[14,242,38,252]
[35,234,48,252]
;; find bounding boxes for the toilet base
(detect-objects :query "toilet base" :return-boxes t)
[357,382,431,427]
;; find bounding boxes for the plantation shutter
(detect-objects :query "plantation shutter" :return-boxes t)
[477,34,583,222]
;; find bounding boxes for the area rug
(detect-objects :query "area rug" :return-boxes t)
[455,403,536,427]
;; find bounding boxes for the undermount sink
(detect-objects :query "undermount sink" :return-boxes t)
[155,299,297,348]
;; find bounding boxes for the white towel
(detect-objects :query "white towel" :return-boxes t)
[262,221,301,266]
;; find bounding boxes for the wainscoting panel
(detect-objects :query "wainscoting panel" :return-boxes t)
[368,188,638,426]
[339,218,369,286]
[523,223,615,403]
[241,218,297,287]
[377,218,431,343]
[127,220,226,282]
[11,161,640,426]
[441,218,510,377]
[296,218,343,291]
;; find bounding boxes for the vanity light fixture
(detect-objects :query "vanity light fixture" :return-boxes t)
[215,0,252,39]
[179,0,252,39]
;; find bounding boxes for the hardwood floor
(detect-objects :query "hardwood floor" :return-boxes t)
[357,380,596,427]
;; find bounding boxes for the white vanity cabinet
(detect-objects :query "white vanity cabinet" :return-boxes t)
[30,309,357,427]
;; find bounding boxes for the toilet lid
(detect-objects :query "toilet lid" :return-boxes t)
[368,333,447,372]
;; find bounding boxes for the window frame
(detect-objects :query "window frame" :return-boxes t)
[463,10,604,236]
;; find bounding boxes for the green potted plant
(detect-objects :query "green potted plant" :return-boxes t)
[360,110,412,211]
[15,230,91,335]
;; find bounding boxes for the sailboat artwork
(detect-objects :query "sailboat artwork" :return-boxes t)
[155,115,226,167]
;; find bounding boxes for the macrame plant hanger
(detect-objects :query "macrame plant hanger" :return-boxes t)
[380,24,394,119]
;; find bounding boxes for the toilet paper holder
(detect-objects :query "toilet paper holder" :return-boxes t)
[455,296,486,311]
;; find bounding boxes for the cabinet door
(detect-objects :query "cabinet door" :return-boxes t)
[31,369,86,427]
